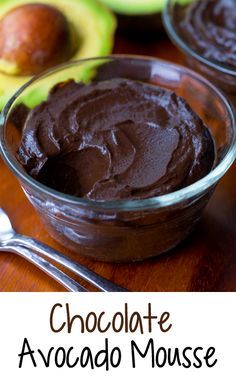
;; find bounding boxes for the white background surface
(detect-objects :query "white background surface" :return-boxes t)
[0,293,235,375]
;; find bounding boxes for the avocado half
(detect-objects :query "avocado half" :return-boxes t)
[99,0,166,37]
[0,0,116,109]
[100,0,190,38]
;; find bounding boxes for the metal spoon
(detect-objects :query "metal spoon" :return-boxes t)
[0,244,87,292]
[0,208,127,292]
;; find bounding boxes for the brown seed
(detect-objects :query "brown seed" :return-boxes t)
[0,3,77,76]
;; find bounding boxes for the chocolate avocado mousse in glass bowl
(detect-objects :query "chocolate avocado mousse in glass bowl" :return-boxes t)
[163,0,236,107]
[0,56,235,262]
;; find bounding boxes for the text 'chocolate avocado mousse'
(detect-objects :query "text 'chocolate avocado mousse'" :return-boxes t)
[17,78,215,200]
[174,0,236,68]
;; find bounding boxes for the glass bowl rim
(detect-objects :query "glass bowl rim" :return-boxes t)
[163,0,236,76]
[0,55,235,212]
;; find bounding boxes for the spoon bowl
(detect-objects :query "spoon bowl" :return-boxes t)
[0,208,15,241]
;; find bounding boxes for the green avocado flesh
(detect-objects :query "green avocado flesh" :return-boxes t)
[100,0,166,15]
[0,0,116,109]
[100,0,189,15]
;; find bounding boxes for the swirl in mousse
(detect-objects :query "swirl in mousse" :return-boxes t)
[174,0,236,68]
[17,78,215,200]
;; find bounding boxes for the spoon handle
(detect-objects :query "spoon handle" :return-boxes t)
[1,245,87,292]
[10,235,127,292]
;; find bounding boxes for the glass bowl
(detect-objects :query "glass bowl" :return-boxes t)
[0,56,235,262]
[163,0,236,107]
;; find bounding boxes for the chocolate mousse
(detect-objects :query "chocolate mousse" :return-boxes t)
[174,0,236,68]
[17,78,215,200]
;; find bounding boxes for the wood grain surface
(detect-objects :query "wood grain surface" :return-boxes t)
[0,35,235,292]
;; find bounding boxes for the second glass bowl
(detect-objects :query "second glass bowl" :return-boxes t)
[163,0,236,107]
[0,56,235,262]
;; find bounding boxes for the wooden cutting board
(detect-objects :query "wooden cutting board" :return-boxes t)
[0,36,235,292]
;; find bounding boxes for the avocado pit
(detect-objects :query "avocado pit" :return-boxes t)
[0,3,77,76]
